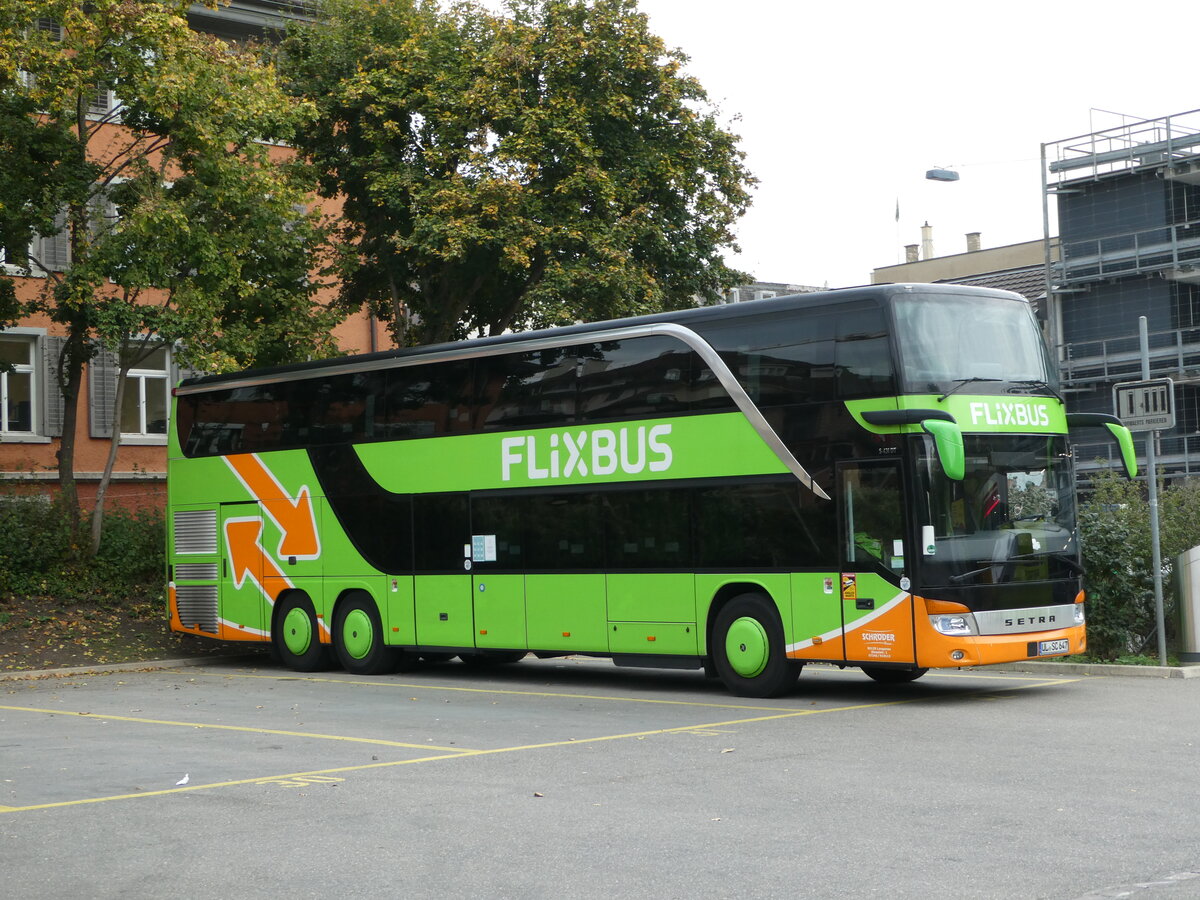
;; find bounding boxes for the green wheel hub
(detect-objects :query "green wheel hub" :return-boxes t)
[281,606,313,657]
[725,616,769,678]
[341,608,375,660]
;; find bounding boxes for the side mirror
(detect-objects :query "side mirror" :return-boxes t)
[860,409,964,481]
[1065,412,1138,479]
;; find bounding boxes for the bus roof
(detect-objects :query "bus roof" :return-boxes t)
[178,282,1027,390]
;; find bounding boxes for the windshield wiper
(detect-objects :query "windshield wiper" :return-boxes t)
[948,551,1083,585]
[1009,379,1064,402]
[938,377,1002,402]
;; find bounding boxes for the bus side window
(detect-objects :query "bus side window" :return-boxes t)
[306,372,373,444]
[476,348,578,431]
[604,488,690,569]
[696,481,834,568]
[470,495,525,568]
[577,337,693,422]
[693,311,835,408]
[835,309,894,399]
[378,361,472,439]
[414,494,469,572]
[524,493,602,569]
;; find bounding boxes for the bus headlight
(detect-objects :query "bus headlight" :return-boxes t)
[1074,605,1085,626]
[930,614,978,636]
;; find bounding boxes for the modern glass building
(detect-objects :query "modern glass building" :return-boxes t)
[1043,109,1200,481]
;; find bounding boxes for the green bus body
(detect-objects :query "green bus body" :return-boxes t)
[167,284,1135,696]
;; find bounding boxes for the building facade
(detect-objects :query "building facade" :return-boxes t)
[0,1,387,509]
[1043,109,1200,480]
[871,232,1054,317]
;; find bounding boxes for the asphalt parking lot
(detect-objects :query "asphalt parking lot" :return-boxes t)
[2,656,1199,899]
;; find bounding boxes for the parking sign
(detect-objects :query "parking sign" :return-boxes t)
[1113,378,1175,432]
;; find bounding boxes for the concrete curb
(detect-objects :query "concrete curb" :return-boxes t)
[0,654,261,682]
[978,661,1200,679]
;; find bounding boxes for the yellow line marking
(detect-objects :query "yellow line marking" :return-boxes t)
[0,753,477,814]
[0,672,1079,814]
[0,705,474,753]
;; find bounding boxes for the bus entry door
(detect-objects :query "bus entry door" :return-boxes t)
[837,461,916,666]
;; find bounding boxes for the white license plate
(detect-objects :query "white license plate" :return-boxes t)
[1037,639,1069,657]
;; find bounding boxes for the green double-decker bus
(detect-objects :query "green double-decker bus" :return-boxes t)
[167,284,1135,696]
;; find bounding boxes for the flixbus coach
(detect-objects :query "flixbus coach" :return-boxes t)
[166,284,1137,697]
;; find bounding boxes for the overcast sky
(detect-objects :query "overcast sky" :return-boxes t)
[635,0,1200,289]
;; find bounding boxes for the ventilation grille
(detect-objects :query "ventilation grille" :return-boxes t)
[175,585,219,634]
[175,563,218,581]
[174,509,217,555]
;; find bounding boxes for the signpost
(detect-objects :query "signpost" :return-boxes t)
[1112,319,1171,665]
[1113,378,1175,432]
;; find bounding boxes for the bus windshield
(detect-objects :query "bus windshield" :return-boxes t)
[915,434,1078,587]
[892,292,1056,393]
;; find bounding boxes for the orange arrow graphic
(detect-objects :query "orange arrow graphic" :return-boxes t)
[225,454,320,560]
[225,517,292,601]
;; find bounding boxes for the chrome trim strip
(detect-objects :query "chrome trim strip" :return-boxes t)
[175,323,830,500]
[971,603,1079,636]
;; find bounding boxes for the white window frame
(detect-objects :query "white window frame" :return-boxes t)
[119,345,171,445]
[0,328,48,442]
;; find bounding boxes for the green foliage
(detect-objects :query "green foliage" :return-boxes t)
[0,0,342,370]
[281,0,754,346]
[0,488,163,602]
[0,495,75,582]
[0,0,344,532]
[1079,473,1200,659]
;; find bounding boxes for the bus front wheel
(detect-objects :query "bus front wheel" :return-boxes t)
[862,666,928,684]
[272,593,331,673]
[712,593,800,698]
[333,593,402,676]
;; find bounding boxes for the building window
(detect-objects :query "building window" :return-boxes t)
[121,345,170,437]
[0,334,37,435]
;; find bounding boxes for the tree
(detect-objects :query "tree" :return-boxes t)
[0,0,341,550]
[1079,473,1200,659]
[281,0,754,347]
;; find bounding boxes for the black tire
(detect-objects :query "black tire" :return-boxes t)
[711,593,801,698]
[333,592,401,676]
[862,666,928,684]
[272,593,331,673]
[458,651,527,666]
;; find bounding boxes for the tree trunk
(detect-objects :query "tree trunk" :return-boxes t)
[488,258,545,337]
[53,328,87,556]
[387,274,408,348]
[90,362,130,557]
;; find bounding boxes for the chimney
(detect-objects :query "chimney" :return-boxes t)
[905,244,920,264]
[966,232,981,253]
[921,222,934,260]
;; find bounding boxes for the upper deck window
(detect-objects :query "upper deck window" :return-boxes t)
[892,292,1055,394]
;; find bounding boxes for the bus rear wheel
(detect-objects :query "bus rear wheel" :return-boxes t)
[333,593,402,676]
[272,593,331,673]
[862,666,928,684]
[712,593,801,698]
